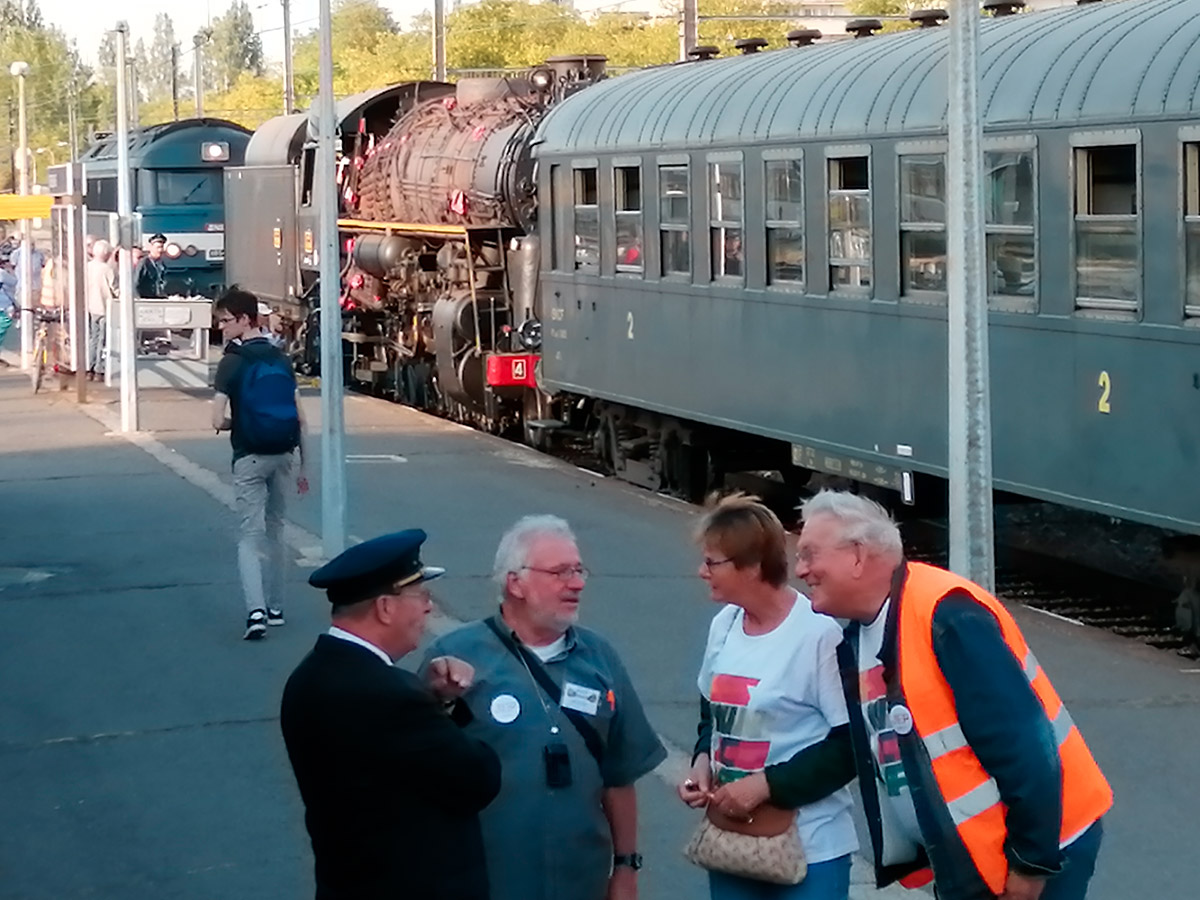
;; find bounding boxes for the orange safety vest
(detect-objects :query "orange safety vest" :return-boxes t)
[897,562,1113,894]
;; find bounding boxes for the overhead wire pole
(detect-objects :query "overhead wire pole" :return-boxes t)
[171,45,180,121]
[433,0,446,82]
[946,0,995,590]
[316,0,348,558]
[115,22,139,433]
[282,0,295,113]
[194,33,206,117]
[10,61,31,369]
[680,0,698,61]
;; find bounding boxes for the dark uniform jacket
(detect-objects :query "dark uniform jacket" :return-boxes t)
[281,635,502,900]
[133,256,166,298]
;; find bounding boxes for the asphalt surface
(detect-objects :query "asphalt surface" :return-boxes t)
[1,364,1198,900]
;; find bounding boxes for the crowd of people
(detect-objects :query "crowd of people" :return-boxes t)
[200,287,1113,900]
[0,231,167,375]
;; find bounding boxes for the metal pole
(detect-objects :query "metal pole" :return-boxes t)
[67,88,78,161]
[116,23,139,433]
[104,213,118,387]
[681,0,698,62]
[12,63,32,369]
[433,0,447,82]
[946,0,994,590]
[317,0,347,557]
[171,45,180,121]
[129,59,140,129]
[67,166,87,403]
[282,0,295,113]
[194,34,205,118]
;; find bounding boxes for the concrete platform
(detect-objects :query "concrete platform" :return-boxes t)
[1,371,1196,899]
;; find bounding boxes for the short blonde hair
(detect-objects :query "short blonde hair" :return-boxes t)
[695,493,789,587]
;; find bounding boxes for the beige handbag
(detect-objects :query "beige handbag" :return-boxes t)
[683,803,807,885]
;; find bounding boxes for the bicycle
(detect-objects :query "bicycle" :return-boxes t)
[23,306,64,395]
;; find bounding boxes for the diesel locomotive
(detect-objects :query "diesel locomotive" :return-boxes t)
[226,0,1200,635]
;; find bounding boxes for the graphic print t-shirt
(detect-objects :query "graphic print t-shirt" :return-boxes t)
[857,600,924,864]
[696,592,859,864]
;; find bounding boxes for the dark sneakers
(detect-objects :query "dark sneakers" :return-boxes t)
[266,608,285,626]
[244,609,268,640]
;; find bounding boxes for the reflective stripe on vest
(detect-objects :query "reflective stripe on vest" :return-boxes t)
[897,562,1113,896]
[923,701,1076,762]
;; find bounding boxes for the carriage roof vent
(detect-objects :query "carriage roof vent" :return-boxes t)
[983,0,1027,14]
[1076,0,1103,5]
[910,8,949,27]
[688,45,720,61]
[846,19,883,38]
[734,37,769,55]
[786,29,822,47]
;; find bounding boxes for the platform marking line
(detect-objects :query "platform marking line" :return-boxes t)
[346,454,407,463]
[76,399,904,896]
[1022,605,1085,626]
[78,402,359,565]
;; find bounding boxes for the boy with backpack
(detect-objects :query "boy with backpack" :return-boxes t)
[212,287,309,640]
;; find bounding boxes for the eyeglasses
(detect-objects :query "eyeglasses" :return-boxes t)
[702,556,734,570]
[216,315,236,326]
[521,565,590,582]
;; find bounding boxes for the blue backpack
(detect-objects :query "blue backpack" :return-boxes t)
[233,346,300,455]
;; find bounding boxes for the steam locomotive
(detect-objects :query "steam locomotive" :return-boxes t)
[227,0,1200,603]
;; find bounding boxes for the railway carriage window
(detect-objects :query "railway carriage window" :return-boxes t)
[828,156,871,290]
[899,155,947,297]
[660,165,691,277]
[615,166,643,273]
[1184,144,1200,319]
[765,158,804,286]
[984,150,1036,310]
[86,177,118,212]
[573,167,599,271]
[709,162,744,280]
[1074,144,1139,313]
[301,149,316,208]
[154,171,221,206]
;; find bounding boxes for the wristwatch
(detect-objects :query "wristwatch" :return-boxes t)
[613,853,643,871]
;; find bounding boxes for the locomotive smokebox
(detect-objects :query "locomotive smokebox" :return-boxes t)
[352,234,415,278]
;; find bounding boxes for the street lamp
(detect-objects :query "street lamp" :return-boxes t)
[9,60,32,369]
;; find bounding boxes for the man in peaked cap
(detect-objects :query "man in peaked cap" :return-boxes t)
[281,529,502,900]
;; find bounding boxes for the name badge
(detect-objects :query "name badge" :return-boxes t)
[560,682,601,716]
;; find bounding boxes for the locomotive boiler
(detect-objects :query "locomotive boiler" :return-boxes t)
[227,55,606,431]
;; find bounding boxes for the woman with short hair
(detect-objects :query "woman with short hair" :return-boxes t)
[678,494,858,900]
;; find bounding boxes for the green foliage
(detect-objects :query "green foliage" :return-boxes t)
[0,3,97,187]
[209,0,264,93]
[146,14,182,104]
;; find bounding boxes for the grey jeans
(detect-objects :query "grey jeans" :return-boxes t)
[87,314,105,373]
[232,452,293,614]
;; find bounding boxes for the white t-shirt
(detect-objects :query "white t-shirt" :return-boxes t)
[857,600,925,864]
[696,591,859,864]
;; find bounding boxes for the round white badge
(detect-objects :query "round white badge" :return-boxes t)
[888,704,914,735]
[490,693,521,724]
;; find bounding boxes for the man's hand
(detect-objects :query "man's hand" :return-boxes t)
[708,771,770,821]
[677,755,712,809]
[606,864,637,900]
[425,656,475,702]
[1001,870,1046,900]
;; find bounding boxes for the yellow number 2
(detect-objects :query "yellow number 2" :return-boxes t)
[1097,371,1112,414]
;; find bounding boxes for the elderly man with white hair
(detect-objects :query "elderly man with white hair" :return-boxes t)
[794,490,1112,900]
[421,515,666,900]
[86,239,116,380]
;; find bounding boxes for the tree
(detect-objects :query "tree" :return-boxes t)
[209,0,264,93]
[146,13,181,103]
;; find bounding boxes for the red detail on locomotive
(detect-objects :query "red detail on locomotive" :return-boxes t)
[448,190,468,216]
[486,354,539,388]
[470,125,488,141]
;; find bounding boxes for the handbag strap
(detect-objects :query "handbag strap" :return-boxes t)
[484,616,606,771]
